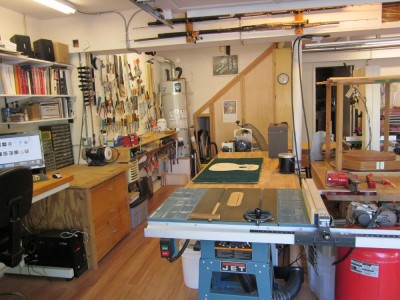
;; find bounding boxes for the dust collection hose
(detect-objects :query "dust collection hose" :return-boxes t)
[272,266,304,300]
[239,266,304,300]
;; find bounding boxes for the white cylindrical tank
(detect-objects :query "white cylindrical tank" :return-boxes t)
[160,79,190,157]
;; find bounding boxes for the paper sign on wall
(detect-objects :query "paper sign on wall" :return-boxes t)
[223,100,237,123]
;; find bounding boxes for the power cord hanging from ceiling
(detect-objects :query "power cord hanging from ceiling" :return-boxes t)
[77,9,142,54]
[291,35,330,184]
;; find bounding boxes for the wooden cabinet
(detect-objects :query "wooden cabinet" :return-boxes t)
[26,164,131,270]
[90,172,130,260]
[114,131,177,162]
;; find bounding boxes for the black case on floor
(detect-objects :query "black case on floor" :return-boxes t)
[25,230,88,277]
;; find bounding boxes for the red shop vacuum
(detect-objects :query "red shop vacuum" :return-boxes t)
[335,247,400,300]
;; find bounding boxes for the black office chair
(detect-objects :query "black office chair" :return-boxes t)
[0,166,33,268]
[0,167,32,300]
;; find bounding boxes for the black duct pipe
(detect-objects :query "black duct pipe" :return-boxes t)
[272,266,304,300]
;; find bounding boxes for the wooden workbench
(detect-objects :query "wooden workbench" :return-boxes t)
[186,151,300,189]
[32,171,74,202]
[311,160,400,202]
[27,163,132,270]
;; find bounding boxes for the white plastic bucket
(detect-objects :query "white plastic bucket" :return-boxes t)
[181,240,200,289]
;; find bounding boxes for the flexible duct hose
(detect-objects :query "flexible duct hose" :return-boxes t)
[272,267,304,300]
[243,123,268,151]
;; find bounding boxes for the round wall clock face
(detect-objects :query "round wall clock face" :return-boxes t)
[277,73,289,85]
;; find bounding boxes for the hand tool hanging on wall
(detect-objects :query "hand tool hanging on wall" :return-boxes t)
[77,53,97,148]
[89,54,97,105]
[119,55,126,97]
[114,55,120,94]
[86,53,96,147]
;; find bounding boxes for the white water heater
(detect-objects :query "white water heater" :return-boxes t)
[160,79,190,157]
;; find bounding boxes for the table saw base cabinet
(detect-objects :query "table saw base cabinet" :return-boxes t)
[145,186,400,300]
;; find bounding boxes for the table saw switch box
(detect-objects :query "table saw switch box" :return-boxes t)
[160,238,176,259]
[215,241,252,260]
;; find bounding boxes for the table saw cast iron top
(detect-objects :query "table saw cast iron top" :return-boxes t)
[149,188,310,226]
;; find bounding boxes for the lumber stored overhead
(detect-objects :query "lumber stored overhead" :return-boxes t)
[146,6,346,26]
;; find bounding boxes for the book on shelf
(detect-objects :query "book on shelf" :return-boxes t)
[0,63,72,96]
[40,100,62,119]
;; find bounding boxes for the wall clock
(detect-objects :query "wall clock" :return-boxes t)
[277,73,289,85]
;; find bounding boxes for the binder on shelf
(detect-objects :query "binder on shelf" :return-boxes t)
[0,64,16,94]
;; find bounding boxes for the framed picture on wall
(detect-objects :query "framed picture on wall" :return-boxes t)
[222,100,237,123]
[213,55,238,75]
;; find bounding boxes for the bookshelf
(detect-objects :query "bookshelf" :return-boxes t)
[0,51,76,126]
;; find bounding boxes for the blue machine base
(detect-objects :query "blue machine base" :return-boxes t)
[198,241,273,300]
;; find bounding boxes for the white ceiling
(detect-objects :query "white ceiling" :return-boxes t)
[0,0,398,20]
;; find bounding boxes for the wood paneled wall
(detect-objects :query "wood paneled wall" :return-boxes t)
[194,44,292,149]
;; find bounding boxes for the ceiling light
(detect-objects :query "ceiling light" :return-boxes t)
[34,0,76,14]
[129,0,174,29]
[303,37,400,52]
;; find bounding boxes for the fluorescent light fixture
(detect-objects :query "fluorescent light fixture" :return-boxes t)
[34,0,76,14]
[303,37,400,52]
[130,0,174,29]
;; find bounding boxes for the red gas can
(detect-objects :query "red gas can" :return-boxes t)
[335,247,400,300]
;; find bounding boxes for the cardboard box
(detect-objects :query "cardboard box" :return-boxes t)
[23,104,41,120]
[53,42,69,64]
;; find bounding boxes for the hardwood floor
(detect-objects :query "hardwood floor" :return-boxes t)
[0,184,317,300]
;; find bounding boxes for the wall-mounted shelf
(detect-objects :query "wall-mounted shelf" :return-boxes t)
[1,52,76,126]
[0,51,72,69]
[0,94,75,102]
[2,117,74,126]
[115,131,177,163]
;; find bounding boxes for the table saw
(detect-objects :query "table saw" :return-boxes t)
[145,179,400,299]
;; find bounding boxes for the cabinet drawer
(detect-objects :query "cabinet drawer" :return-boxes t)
[95,211,130,261]
[91,173,128,229]
[110,211,130,245]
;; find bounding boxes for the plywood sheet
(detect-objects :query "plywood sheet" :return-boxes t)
[190,188,278,224]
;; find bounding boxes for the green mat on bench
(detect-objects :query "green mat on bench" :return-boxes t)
[193,158,263,183]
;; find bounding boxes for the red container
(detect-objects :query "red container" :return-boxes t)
[335,247,400,300]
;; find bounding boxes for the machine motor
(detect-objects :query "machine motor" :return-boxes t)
[234,128,252,152]
[82,146,112,166]
[221,142,234,152]
[346,201,399,228]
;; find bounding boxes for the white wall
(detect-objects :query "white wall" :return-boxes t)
[158,43,270,123]
[0,7,41,41]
